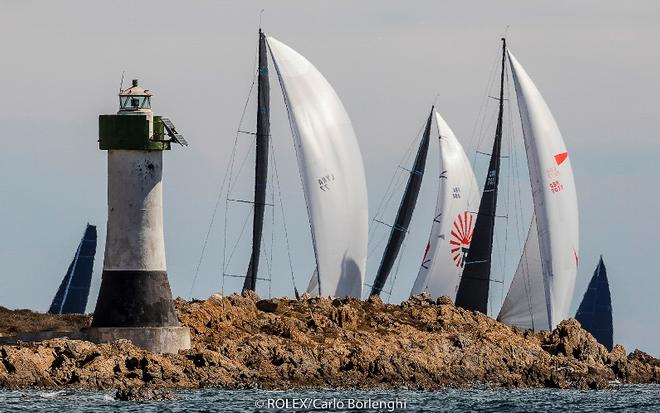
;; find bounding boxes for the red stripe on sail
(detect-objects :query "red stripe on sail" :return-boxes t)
[554,152,568,166]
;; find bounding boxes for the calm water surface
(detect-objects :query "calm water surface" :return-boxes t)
[0,385,658,412]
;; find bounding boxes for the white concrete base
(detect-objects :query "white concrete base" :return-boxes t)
[86,326,191,354]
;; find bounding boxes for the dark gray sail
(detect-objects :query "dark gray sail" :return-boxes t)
[575,256,613,351]
[370,107,432,296]
[49,224,97,314]
[244,29,271,291]
[455,38,507,313]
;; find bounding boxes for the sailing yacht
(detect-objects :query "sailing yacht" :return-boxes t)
[239,30,368,298]
[369,107,433,297]
[411,110,480,299]
[49,224,97,314]
[575,256,613,350]
[453,39,579,331]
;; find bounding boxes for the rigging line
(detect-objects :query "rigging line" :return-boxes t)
[226,38,260,199]
[367,231,391,259]
[261,228,275,299]
[369,169,408,235]
[228,139,257,195]
[222,198,228,296]
[191,102,251,297]
[222,41,261,291]
[368,117,428,238]
[368,154,417,238]
[269,90,299,298]
[226,206,255,270]
[267,136,276,299]
[189,168,229,298]
[372,170,409,224]
[386,235,409,304]
[226,57,259,197]
[498,61,513,309]
[468,47,502,171]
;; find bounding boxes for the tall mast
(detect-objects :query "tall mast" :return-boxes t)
[371,107,433,296]
[244,29,271,291]
[455,38,506,313]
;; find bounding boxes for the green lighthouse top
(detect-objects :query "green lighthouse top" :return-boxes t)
[99,79,187,151]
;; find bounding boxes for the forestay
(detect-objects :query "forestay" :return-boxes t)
[267,36,368,297]
[411,110,479,299]
[507,50,579,329]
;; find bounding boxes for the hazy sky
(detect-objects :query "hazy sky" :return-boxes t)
[0,1,658,356]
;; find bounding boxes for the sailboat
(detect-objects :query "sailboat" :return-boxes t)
[48,224,97,314]
[411,110,480,299]
[575,256,613,351]
[454,38,579,332]
[369,107,432,297]
[239,30,368,298]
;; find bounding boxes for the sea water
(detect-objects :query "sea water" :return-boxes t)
[0,385,658,412]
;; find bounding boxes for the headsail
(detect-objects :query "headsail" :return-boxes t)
[244,29,271,292]
[497,214,550,330]
[508,50,579,329]
[49,224,97,314]
[267,36,368,297]
[370,108,432,297]
[455,38,507,314]
[411,110,480,299]
[575,257,613,351]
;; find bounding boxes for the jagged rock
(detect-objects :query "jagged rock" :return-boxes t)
[436,296,453,306]
[366,295,383,306]
[256,300,280,313]
[207,293,224,305]
[0,296,658,391]
[241,290,260,302]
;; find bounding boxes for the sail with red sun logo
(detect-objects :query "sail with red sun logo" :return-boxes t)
[411,110,480,299]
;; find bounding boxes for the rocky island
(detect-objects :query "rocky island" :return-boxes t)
[1,293,658,392]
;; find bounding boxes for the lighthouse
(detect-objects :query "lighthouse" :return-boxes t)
[88,79,190,353]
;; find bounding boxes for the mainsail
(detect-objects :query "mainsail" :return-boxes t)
[575,257,613,351]
[267,36,368,297]
[370,108,432,297]
[49,224,97,314]
[455,38,507,314]
[244,29,271,292]
[506,49,579,329]
[411,110,480,299]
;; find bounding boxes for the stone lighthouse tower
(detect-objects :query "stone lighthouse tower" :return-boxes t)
[88,79,190,353]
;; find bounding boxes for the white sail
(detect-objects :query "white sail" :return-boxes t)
[411,110,480,300]
[507,50,579,329]
[266,36,368,298]
[497,214,550,330]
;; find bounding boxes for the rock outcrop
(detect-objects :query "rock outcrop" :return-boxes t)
[0,293,658,390]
